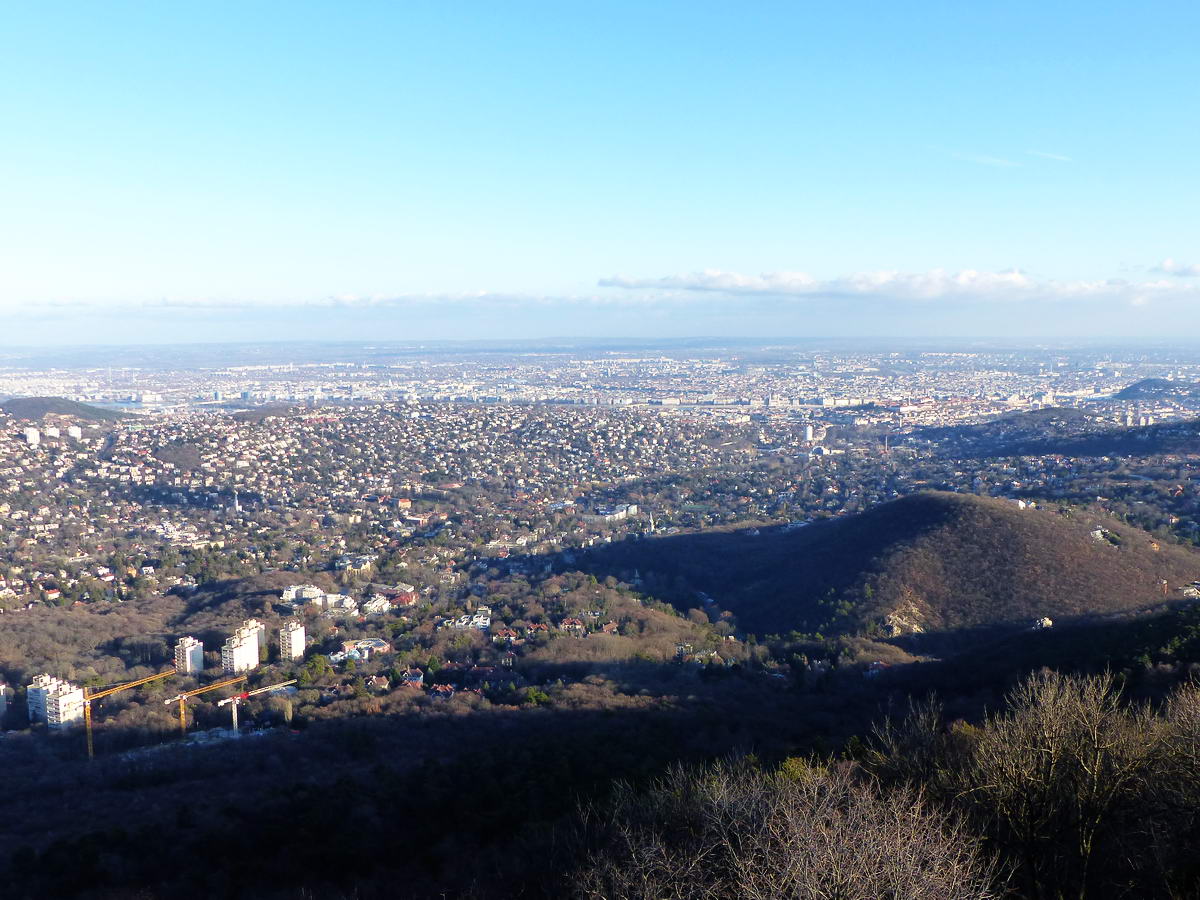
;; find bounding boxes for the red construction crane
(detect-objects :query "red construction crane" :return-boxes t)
[163,675,247,735]
[216,679,298,734]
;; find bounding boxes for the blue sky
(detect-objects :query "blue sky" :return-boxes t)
[2,1,1198,344]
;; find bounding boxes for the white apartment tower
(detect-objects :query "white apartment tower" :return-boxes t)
[174,636,205,674]
[279,620,306,662]
[46,682,85,730]
[22,427,40,447]
[221,626,259,674]
[67,425,83,440]
[243,618,267,661]
[27,673,68,723]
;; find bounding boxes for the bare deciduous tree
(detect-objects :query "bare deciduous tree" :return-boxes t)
[953,670,1158,900]
[573,759,997,900]
[1138,682,1200,899]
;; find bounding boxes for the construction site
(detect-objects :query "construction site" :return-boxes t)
[22,618,304,758]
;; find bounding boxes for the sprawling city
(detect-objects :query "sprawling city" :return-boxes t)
[0,339,1199,896]
[6,2,1200,898]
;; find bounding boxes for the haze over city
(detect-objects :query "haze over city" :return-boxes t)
[4,1,1199,344]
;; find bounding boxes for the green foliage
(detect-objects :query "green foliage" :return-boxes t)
[302,654,332,683]
[521,686,551,706]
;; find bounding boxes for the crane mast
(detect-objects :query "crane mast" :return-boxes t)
[217,679,297,734]
[83,668,176,760]
[163,675,248,735]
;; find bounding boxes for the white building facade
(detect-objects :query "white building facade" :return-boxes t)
[27,673,67,723]
[243,618,267,661]
[279,620,306,662]
[174,636,205,674]
[221,627,260,674]
[46,683,85,730]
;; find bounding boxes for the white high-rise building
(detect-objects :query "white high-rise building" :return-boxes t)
[27,673,68,723]
[46,683,85,730]
[174,636,205,674]
[66,425,83,440]
[279,620,306,662]
[221,627,259,674]
[22,427,40,447]
[43,425,60,438]
[243,618,267,661]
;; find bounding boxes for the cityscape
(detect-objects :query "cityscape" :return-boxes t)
[3,341,1200,745]
[5,1,1200,898]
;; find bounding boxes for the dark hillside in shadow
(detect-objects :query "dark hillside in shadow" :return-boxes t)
[567,492,1200,641]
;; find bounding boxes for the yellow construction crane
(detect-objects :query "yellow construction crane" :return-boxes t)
[216,679,297,734]
[163,675,247,735]
[83,668,176,760]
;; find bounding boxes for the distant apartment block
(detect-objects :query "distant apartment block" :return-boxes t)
[583,503,639,524]
[22,427,39,447]
[221,627,260,674]
[279,620,306,662]
[244,618,267,660]
[46,683,85,730]
[174,636,205,674]
[27,673,68,723]
[281,584,325,604]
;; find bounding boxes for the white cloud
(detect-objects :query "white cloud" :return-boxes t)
[6,264,1197,321]
[951,152,1021,168]
[599,268,1200,307]
[0,291,607,315]
[1153,258,1200,277]
[1027,150,1073,162]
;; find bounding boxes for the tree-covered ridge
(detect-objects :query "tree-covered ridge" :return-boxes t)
[0,396,125,422]
[584,491,1200,639]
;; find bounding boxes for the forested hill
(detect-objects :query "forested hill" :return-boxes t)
[917,406,1099,449]
[582,491,1200,641]
[1114,377,1200,401]
[916,407,1200,458]
[1008,418,1200,457]
[0,396,125,422]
